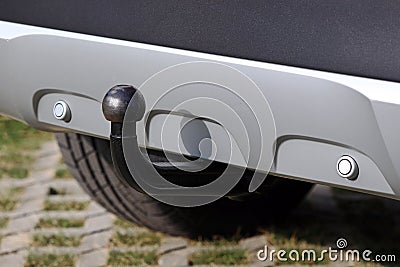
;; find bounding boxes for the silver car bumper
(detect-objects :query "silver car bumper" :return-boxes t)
[1,21,400,200]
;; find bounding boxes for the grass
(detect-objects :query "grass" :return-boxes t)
[0,197,17,212]
[110,231,162,247]
[265,233,328,265]
[36,218,85,228]
[32,233,82,247]
[25,253,75,267]
[0,217,9,228]
[107,250,157,266]
[44,200,90,211]
[189,248,248,266]
[192,235,240,247]
[114,217,137,228]
[260,218,334,265]
[0,187,24,211]
[0,116,52,179]
[54,164,72,179]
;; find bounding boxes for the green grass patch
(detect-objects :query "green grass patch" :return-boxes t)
[0,116,52,179]
[107,250,157,266]
[54,165,72,179]
[189,248,248,266]
[114,217,137,228]
[0,198,17,212]
[36,218,85,228]
[32,233,82,247]
[111,231,162,247]
[25,253,75,267]
[266,233,328,265]
[0,187,24,211]
[44,200,89,211]
[192,235,240,247]
[0,217,9,228]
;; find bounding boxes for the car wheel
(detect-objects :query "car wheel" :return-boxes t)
[56,133,313,236]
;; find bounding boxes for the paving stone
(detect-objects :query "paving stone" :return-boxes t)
[158,247,193,267]
[3,214,40,234]
[109,247,156,253]
[0,232,31,253]
[19,186,48,203]
[0,173,52,189]
[79,230,112,252]
[15,189,46,214]
[46,195,91,202]
[46,181,86,195]
[32,155,59,171]
[157,237,187,255]
[33,141,59,158]
[77,248,108,267]
[30,247,79,254]
[239,235,267,252]
[0,249,27,267]
[5,208,41,220]
[0,179,31,189]
[112,228,148,234]
[28,169,56,183]
[42,210,103,219]
[34,228,85,236]
[9,181,48,221]
[87,201,107,213]
[32,142,60,171]
[83,213,113,232]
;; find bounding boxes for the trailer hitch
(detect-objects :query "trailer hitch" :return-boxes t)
[102,85,246,195]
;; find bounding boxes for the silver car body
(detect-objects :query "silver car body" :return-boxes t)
[1,21,400,200]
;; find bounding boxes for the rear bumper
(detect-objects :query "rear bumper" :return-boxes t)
[1,21,400,200]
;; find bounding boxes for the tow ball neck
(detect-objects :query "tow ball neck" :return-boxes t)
[101,85,236,196]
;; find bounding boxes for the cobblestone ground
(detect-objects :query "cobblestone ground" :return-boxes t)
[0,141,399,266]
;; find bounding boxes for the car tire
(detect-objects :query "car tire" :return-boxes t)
[56,132,313,237]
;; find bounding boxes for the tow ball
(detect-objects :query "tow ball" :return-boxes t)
[101,85,248,195]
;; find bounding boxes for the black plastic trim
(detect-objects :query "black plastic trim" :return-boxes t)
[1,1,400,83]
